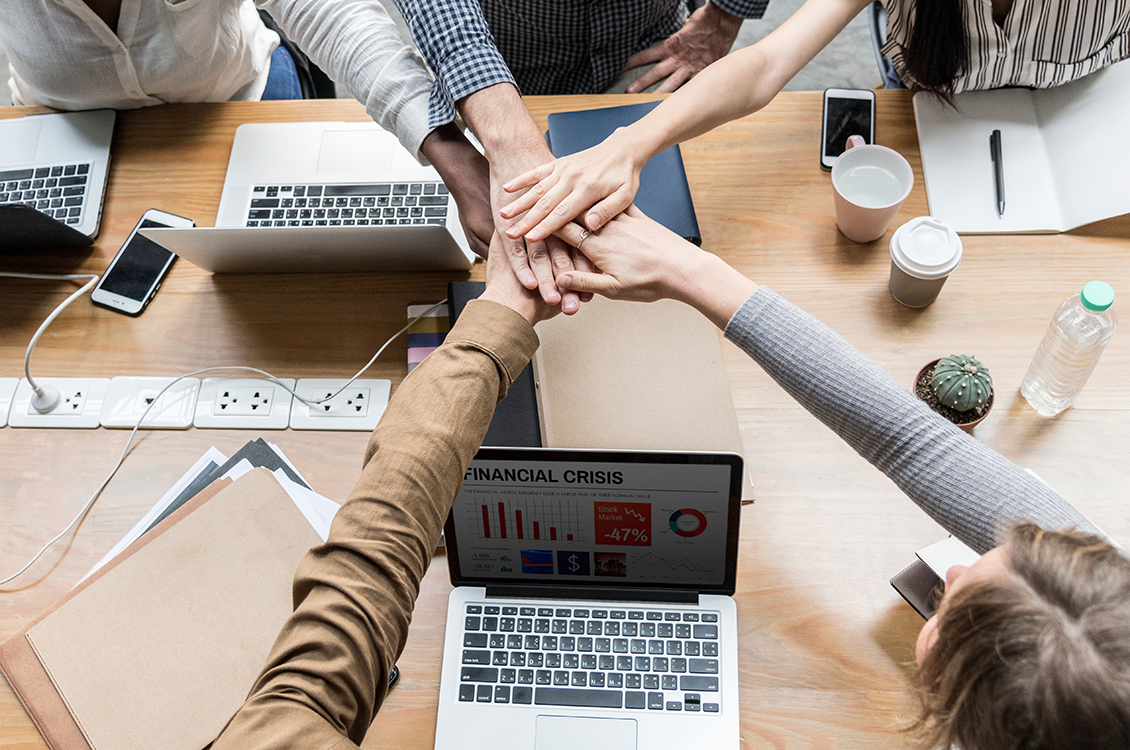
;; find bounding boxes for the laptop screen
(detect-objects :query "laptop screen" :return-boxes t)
[444,448,743,596]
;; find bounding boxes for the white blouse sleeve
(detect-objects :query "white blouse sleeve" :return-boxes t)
[258,0,435,161]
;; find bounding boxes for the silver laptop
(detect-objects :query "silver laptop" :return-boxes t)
[0,109,115,239]
[143,121,475,273]
[436,447,743,750]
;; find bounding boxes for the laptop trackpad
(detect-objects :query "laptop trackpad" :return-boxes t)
[0,119,43,163]
[534,716,636,750]
[317,130,394,174]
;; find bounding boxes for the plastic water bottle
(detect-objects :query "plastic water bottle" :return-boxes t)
[1021,281,1117,416]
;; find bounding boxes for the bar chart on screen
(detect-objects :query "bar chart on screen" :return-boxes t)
[466,498,586,542]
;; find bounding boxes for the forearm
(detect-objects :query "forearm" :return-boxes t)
[675,252,759,330]
[458,83,548,160]
[213,300,539,750]
[723,288,1103,552]
[613,0,872,163]
[419,122,491,257]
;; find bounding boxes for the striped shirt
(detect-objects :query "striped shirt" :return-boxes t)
[394,0,770,129]
[882,0,1130,92]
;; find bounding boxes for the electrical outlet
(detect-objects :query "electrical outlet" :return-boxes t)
[100,377,201,429]
[8,378,110,428]
[289,379,390,431]
[193,378,295,429]
[0,378,18,427]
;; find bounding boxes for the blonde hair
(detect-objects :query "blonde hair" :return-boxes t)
[912,523,1130,749]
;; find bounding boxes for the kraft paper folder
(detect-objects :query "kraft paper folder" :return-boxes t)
[532,297,752,501]
[0,469,319,750]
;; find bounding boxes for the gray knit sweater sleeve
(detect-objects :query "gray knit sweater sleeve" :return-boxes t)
[723,287,1102,554]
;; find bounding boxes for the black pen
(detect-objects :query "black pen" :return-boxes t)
[990,129,1005,217]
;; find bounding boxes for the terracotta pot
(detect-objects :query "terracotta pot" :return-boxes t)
[914,359,994,433]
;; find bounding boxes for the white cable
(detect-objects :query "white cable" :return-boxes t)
[296,298,448,406]
[0,297,448,586]
[0,272,100,409]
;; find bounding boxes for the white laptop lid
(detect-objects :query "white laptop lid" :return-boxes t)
[142,121,475,273]
[142,224,474,273]
[0,109,115,239]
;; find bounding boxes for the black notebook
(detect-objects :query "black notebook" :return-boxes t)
[545,101,701,245]
[447,281,542,447]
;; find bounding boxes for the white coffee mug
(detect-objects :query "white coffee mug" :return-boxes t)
[831,135,914,243]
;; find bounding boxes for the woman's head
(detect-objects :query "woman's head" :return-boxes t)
[902,0,968,98]
[913,523,1130,749]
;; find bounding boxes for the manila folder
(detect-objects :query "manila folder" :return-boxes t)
[20,469,318,750]
[533,297,749,496]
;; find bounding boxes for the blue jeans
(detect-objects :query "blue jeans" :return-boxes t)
[261,46,303,100]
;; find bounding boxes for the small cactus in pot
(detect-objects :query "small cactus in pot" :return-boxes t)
[914,354,994,431]
[931,355,992,412]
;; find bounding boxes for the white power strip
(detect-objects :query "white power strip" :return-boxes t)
[101,377,201,429]
[289,379,391,431]
[0,376,392,431]
[9,378,110,428]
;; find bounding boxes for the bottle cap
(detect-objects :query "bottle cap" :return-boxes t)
[889,217,962,280]
[1081,281,1115,312]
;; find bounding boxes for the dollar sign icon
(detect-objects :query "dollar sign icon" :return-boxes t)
[568,554,580,573]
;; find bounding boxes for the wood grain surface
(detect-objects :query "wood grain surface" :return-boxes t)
[2,93,1128,750]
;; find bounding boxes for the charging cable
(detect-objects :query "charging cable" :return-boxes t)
[0,272,101,413]
[0,297,448,586]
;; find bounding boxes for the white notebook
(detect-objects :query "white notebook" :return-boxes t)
[913,57,1130,234]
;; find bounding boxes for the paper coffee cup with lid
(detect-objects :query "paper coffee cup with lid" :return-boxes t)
[888,216,962,307]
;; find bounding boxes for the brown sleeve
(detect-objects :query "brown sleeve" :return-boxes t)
[212,299,539,750]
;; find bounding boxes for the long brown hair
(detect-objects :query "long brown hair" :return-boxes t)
[912,523,1130,749]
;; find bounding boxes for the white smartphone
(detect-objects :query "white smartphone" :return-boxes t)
[91,209,193,316]
[821,88,876,170]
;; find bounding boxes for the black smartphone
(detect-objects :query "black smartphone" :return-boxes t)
[91,209,193,316]
[820,88,876,170]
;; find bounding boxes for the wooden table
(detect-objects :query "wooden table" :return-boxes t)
[2,93,1128,749]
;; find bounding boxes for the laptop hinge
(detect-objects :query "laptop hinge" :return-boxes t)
[483,585,699,605]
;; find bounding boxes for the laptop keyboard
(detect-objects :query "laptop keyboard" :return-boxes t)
[0,163,91,225]
[458,604,722,713]
[243,182,450,227]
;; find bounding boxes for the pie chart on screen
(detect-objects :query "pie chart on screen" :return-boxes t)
[668,508,707,537]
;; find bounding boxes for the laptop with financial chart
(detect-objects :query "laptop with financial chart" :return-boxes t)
[436,447,744,750]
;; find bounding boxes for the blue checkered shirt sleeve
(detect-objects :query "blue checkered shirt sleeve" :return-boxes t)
[394,0,517,129]
[712,0,771,19]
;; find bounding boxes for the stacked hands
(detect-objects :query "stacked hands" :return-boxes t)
[487,136,688,317]
[483,148,758,334]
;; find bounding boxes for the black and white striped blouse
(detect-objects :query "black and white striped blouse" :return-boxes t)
[881,0,1130,91]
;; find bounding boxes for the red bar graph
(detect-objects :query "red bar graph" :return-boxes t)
[473,500,583,542]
